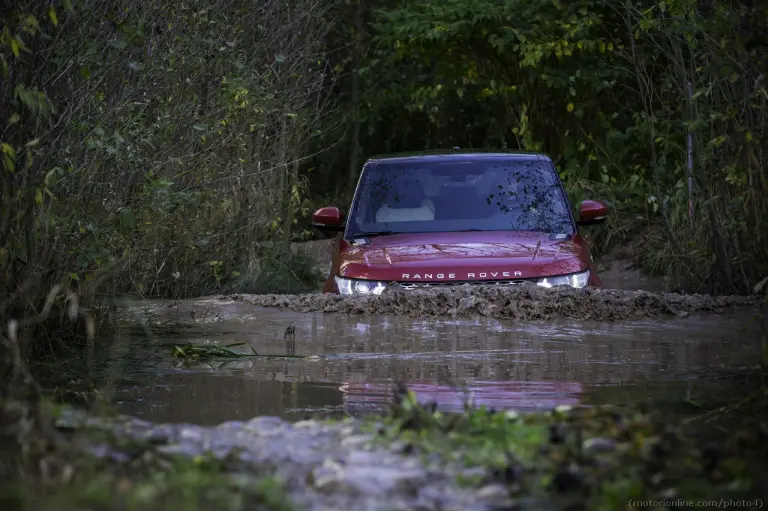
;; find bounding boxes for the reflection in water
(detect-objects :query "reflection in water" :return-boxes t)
[112,298,759,425]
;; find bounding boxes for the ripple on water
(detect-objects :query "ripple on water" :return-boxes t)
[106,297,763,424]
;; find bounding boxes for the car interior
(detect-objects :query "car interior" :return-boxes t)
[350,163,572,234]
[372,169,516,223]
[374,177,436,223]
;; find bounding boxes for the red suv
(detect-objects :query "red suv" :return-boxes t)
[312,151,607,294]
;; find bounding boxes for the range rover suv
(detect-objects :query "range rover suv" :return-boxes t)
[311,151,607,295]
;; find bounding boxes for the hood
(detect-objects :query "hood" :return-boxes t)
[339,231,587,281]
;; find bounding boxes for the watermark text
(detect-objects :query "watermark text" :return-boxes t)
[629,499,763,509]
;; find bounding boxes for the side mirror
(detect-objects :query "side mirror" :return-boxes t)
[577,200,608,226]
[311,206,345,232]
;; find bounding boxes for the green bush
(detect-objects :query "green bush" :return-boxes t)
[226,245,324,295]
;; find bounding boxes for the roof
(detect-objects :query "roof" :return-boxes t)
[366,149,551,165]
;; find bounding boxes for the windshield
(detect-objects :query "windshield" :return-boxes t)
[345,159,574,238]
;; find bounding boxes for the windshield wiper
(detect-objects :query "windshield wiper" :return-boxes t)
[352,230,400,238]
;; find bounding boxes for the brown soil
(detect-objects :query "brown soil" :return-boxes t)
[595,232,666,292]
[227,285,761,322]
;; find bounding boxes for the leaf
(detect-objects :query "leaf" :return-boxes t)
[754,276,768,294]
[275,54,286,63]
[192,123,209,131]
[3,155,15,173]
[119,208,136,229]
[25,138,40,147]
[48,6,58,27]
[35,188,43,205]
[13,36,30,55]
[24,15,40,32]
[44,167,61,186]
[128,61,144,71]
[1,143,16,157]
[9,113,20,124]
[567,103,574,112]
[108,39,128,50]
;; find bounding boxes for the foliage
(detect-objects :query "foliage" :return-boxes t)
[0,402,293,511]
[225,244,324,296]
[0,0,338,351]
[331,0,767,293]
[372,386,762,509]
[169,341,312,361]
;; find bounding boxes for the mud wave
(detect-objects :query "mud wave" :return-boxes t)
[226,284,762,321]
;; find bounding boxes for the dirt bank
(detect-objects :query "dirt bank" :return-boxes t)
[227,285,762,322]
[42,406,487,511]
[13,390,763,511]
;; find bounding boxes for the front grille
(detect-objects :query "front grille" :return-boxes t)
[396,279,535,290]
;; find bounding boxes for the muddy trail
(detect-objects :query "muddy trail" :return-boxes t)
[14,288,766,510]
[228,285,761,321]
[104,292,765,426]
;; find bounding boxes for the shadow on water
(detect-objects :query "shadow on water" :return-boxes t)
[86,297,761,425]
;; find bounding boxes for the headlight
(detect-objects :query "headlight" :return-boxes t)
[335,276,387,295]
[537,270,590,289]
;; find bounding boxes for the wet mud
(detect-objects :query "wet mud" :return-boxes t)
[228,284,761,321]
[111,296,760,425]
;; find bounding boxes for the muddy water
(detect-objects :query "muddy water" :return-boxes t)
[111,297,761,426]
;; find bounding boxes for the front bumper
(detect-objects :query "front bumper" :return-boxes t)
[334,269,591,295]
